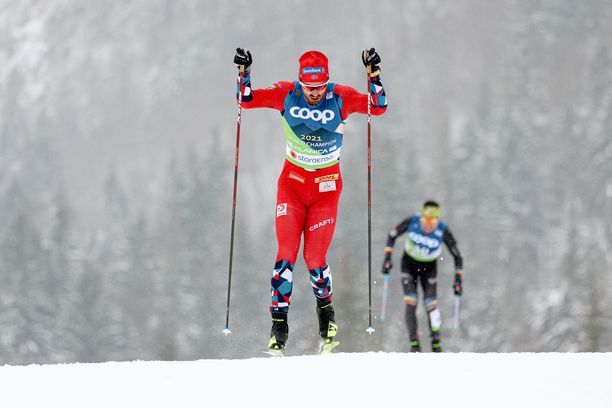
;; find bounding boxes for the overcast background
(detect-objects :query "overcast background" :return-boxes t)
[1,0,611,364]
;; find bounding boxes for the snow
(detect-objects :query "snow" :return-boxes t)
[1,352,610,407]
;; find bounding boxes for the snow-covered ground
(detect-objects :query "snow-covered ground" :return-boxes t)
[1,352,610,407]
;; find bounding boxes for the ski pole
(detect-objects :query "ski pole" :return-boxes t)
[224,65,245,335]
[365,61,375,334]
[380,274,390,323]
[453,295,461,330]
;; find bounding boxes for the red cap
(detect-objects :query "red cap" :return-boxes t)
[298,50,329,84]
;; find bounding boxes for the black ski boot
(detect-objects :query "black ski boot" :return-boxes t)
[431,334,442,352]
[410,339,421,352]
[316,298,339,353]
[316,298,338,339]
[268,312,288,355]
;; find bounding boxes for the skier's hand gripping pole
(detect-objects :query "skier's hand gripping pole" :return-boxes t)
[233,48,252,69]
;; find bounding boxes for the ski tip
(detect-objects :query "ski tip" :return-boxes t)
[222,327,232,336]
[263,349,285,357]
[319,340,340,355]
[366,325,376,334]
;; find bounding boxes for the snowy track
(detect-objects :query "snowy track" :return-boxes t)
[1,352,610,407]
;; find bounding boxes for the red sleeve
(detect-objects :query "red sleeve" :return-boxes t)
[334,84,387,119]
[242,81,294,111]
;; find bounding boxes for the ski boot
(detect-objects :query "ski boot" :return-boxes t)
[317,298,340,354]
[265,312,288,357]
[431,334,442,353]
[410,340,421,353]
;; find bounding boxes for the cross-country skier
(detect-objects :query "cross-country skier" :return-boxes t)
[382,200,463,352]
[233,48,387,354]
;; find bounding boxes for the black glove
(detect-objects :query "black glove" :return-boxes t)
[453,272,463,296]
[362,47,381,69]
[382,255,392,275]
[234,48,252,69]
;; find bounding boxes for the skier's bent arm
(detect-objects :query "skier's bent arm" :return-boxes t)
[385,217,412,251]
[382,217,412,274]
[443,227,463,270]
[233,47,290,110]
[444,227,464,296]
[335,81,387,118]
[237,67,291,110]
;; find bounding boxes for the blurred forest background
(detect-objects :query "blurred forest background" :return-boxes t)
[1,0,611,364]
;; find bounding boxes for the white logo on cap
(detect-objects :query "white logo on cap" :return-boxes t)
[303,67,324,74]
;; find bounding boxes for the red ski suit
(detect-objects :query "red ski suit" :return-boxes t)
[241,76,386,311]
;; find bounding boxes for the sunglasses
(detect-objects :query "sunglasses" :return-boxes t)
[422,207,441,218]
[300,81,328,92]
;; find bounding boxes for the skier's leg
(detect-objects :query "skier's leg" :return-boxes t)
[303,172,342,340]
[269,171,307,349]
[401,255,420,351]
[421,262,441,352]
